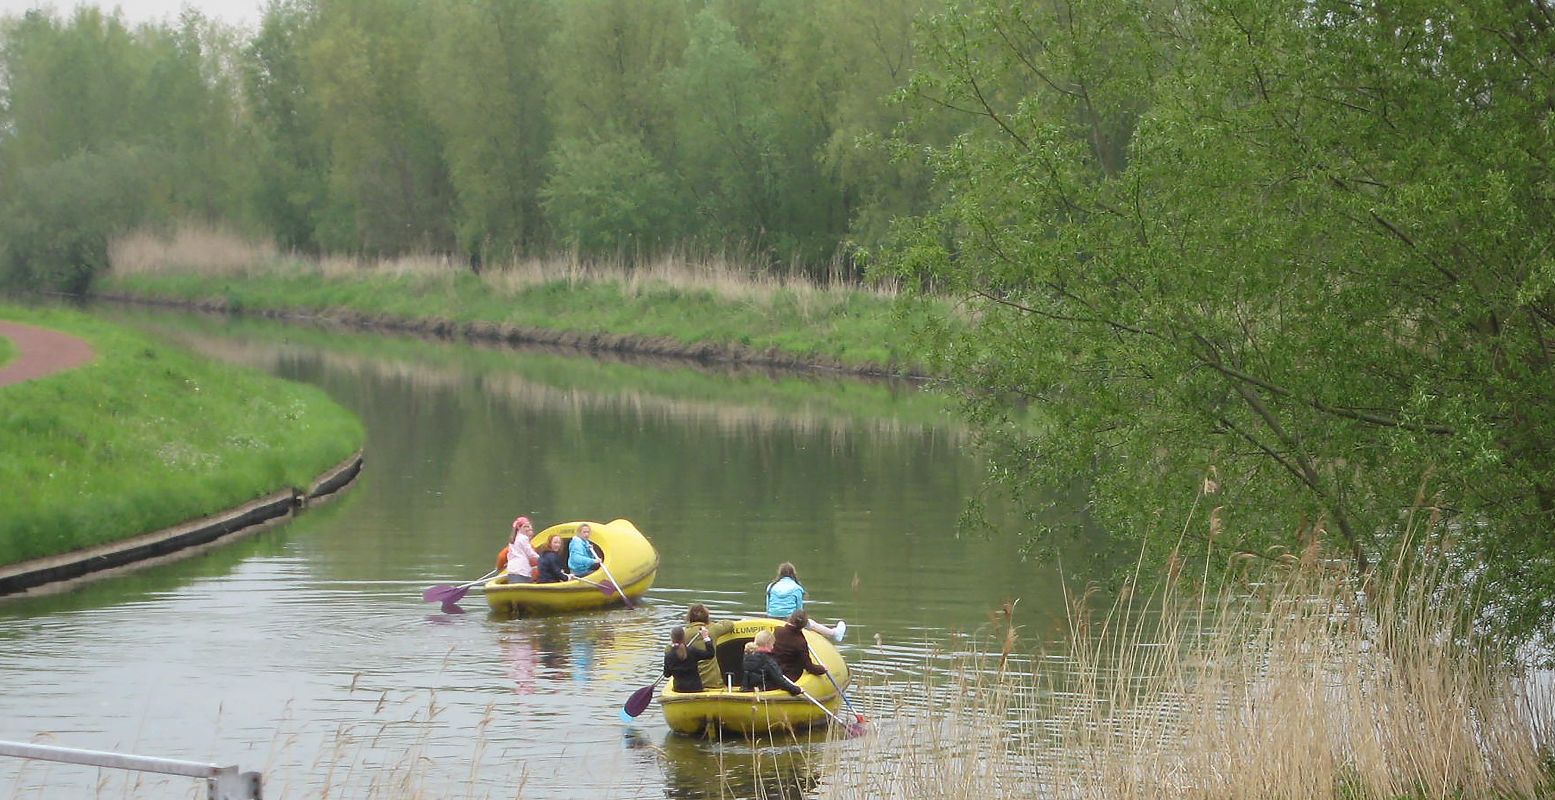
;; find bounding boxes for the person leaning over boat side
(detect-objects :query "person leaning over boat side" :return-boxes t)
[685,604,736,689]
[499,516,541,583]
[536,534,569,583]
[772,610,830,682]
[765,562,846,643]
[567,523,601,577]
[742,629,802,695]
[663,626,716,692]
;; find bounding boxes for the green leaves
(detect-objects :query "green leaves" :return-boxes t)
[892,0,1555,649]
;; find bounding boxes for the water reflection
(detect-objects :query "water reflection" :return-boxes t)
[623,728,824,800]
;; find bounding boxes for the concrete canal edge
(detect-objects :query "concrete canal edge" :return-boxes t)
[0,450,364,599]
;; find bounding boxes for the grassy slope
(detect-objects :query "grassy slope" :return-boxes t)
[102,268,935,373]
[0,333,13,368]
[0,303,365,565]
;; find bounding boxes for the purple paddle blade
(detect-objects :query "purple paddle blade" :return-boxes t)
[422,584,457,602]
[622,683,655,718]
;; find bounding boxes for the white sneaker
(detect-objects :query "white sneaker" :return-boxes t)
[832,620,847,643]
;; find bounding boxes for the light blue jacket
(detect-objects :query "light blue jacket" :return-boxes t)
[568,536,599,576]
[766,576,806,618]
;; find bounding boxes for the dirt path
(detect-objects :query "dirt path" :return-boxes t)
[0,320,96,387]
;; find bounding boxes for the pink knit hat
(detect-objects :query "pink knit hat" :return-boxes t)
[513,516,531,531]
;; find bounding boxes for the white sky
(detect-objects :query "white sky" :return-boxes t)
[0,0,261,29]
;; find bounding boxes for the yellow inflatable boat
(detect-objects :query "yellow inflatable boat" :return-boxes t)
[483,519,657,616]
[660,617,851,737]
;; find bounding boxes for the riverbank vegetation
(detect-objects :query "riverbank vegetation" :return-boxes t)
[818,536,1555,799]
[0,304,363,566]
[885,0,1555,656]
[101,227,930,373]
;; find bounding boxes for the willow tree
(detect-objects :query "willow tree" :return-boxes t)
[892,0,1555,647]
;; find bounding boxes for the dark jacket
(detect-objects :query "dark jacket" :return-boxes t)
[742,650,801,695]
[536,550,568,583]
[772,624,827,681]
[663,643,716,692]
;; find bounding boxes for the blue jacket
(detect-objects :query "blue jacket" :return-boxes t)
[568,536,599,576]
[766,576,806,618]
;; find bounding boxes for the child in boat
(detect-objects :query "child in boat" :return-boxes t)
[685,604,736,690]
[773,610,831,681]
[766,562,846,642]
[536,535,568,583]
[567,523,601,576]
[662,626,716,692]
[499,516,541,584]
[742,629,802,695]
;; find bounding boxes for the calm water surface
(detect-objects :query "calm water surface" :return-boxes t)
[0,311,1103,799]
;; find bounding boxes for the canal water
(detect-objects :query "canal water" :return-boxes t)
[0,310,1101,799]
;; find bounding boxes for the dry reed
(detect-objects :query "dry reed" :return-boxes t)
[107,224,899,306]
[818,515,1554,799]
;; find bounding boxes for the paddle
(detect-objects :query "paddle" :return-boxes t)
[620,675,664,721]
[824,671,867,729]
[796,688,863,736]
[806,639,867,730]
[571,574,623,597]
[596,559,635,610]
[422,568,499,607]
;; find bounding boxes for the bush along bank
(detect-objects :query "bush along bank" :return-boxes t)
[97,255,938,377]
[0,303,365,571]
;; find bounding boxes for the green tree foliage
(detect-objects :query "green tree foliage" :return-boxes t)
[0,8,247,288]
[541,134,680,255]
[244,0,330,251]
[420,0,554,263]
[1,0,946,281]
[890,0,1555,647]
[303,0,454,254]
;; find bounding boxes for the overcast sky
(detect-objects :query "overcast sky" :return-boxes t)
[0,0,261,29]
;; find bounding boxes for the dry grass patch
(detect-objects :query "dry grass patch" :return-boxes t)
[819,523,1555,799]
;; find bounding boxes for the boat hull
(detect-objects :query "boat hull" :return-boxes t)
[483,519,657,615]
[661,618,851,737]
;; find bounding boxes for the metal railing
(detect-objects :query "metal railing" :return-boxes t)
[0,740,262,799]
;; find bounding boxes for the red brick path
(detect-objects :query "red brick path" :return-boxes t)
[0,321,96,387]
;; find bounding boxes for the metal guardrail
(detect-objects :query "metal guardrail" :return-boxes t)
[0,740,262,799]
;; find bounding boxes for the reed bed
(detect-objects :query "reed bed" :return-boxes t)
[108,225,898,307]
[103,224,925,372]
[819,537,1554,799]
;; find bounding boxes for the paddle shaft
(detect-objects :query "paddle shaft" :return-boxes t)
[797,689,847,728]
[596,560,634,610]
[804,640,864,722]
[824,670,864,721]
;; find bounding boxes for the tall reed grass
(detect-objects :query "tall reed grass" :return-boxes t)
[818,512,1554,799]
[108,225,898,307]
[104,224,926,373]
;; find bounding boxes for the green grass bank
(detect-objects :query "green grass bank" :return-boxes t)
[0,303,364,566]
[0,333,13,367]
[100,230,938,376]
